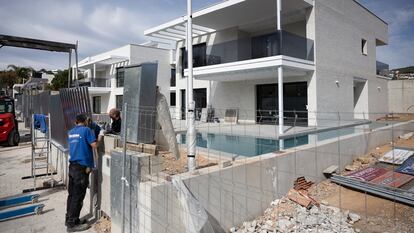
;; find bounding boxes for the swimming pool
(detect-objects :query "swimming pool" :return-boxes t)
[178,132,309,157]
[177,122,390,157]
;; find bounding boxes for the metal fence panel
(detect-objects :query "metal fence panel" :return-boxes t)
[50,94,67,148]
[59,87,92,131]
[121,63,158,144]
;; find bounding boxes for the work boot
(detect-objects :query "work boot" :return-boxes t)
[66,223,90,232]
[65,218,88,227]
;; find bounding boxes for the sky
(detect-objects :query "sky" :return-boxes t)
[0,0,413,70]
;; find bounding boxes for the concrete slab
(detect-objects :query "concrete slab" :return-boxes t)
[0,145,97,233]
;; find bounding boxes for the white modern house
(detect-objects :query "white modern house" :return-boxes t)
[144,0,389,127]
[74,44,174,114]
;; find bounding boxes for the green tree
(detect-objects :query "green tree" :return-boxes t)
[7,64,33,84]
[50,69,69,91]
[0,70,18,89]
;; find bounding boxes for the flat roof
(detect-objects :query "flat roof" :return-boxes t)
[353,0,388,25]
[144,0,312,43]
[0,34,76,53]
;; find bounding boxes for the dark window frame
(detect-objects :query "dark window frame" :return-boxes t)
[92,96,101,114]
[170,92,176,106]
[116,67,125,87]
[170,68,176,87]
[116,95,123,110]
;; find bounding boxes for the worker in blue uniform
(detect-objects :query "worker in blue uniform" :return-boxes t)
[65,114,103,232]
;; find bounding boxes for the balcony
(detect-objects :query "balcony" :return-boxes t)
[181,30,314,80]
[183,30,313,68]
[376,61,390,77]
[78,78,111,88]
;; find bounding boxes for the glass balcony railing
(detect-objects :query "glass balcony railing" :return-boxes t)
[78,78,111,88]
[376,61,390,77]
[182,30,314,70]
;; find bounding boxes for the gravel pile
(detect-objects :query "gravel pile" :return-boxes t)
[230,198,360,233]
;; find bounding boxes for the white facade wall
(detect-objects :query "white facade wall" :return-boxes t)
[313,0,388,123]
[388,80,414,113]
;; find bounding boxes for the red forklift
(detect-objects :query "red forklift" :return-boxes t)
[0,96,20,146]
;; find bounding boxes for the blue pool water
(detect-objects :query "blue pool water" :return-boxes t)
[179,133,309,157]
[178,122,390,157]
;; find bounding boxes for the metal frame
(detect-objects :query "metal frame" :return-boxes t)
[30,114,52,190]
[0,194,39,208]
[0,34,79,87]
[0,204,44,222]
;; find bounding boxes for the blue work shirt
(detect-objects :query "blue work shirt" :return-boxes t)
[68,125,96,168]
[89,122,101,138]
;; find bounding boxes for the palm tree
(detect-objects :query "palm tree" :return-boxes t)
[7,64,34,84]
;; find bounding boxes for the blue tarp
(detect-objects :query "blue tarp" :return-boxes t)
[33,114,47,133]
[396,155,414,176]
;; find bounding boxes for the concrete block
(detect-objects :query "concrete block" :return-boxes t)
[103,135,120,154]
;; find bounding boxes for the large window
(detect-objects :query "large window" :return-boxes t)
[92,96,101,114]
[181,43,207,76]
[170,92,176,106]
[116,68,124,87]
[116,95,123,110]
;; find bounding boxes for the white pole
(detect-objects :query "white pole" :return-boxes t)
[93,63,96,87]
[187,0,196,171]
[278,66,284,135]
[68,50,72,88]
[277,0,282,30]
[277,0,284,136]
[75,41,79,87]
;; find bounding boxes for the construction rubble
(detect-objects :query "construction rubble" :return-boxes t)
[230,133,414,233]
[230,197,360,233]
[230,177,360,233]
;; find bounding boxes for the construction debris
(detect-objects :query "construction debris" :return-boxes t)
[231,197,358,233]
[287,189,319,209]
[396,155,414,175]
[323,165,338,176]
[94,215,111,233]
[126,143,158,155]
[399,132,414,140]
[379,148,413,165]
[293,176,314,191]
[161,150,218,175]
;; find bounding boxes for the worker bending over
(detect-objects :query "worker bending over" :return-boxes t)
[107,108,121,134]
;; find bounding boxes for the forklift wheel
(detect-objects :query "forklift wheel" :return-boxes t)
[7,130,20,146]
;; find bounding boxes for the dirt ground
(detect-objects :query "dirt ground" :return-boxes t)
[309,180,414,233]
[376,113,414,122]
[339,132,414,172]
[308,132,414,233]
[160,150,218,175]
[94,215,111,233]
